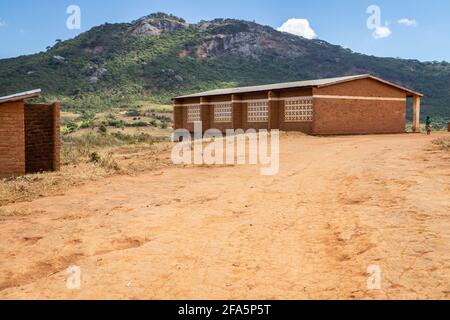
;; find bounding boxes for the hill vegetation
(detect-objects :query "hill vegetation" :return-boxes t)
[0,12,449,125]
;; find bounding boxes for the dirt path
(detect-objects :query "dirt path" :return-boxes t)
[0,133,449,299]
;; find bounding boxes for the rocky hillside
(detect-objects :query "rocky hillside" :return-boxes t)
[0,12,449,119]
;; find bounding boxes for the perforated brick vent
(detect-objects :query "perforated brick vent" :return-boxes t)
[248,101,268,123]
[187,105,201,123]
[285,98,314,122]
[214,103,232,123]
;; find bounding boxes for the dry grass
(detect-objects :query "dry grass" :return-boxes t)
[0,208,34,217]
[432,136,450,151]
[0,133,174,207]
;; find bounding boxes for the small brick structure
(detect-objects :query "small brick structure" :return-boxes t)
[0,90,60,179]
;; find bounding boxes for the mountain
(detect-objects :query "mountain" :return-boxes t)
[0,12,449,120]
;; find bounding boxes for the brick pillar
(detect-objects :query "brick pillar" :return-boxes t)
[52,102,61,171]
[232,94,243,130]
[412,96,421,133]
[268,91,280,131]
[0,101,25,179]
[200,97,211,133]
[173,99,183,130]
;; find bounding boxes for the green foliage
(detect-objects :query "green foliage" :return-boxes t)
[125,121,148,127]
[61,119,78,135]
[80,119,93,129]
[104,118,125,129]
[126,108,142,117]
[111,131,166,144]
[0,13,448,121]
[98,124,108,134]
[90,152,101,163]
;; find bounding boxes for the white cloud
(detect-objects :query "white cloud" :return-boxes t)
[0,19,6,27]
[373,26,392,39]
[398,18,417,27]
[277,18,318,39]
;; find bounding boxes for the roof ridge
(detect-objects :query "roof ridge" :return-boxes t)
[174,74,422,99]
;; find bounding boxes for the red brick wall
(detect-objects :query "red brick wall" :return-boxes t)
[241,103,270,131]
[316,78,405,98]
[173,106,183,130]
[232,95,243,130]
[0,101,25,179]
[176,98,199,133]
[24,103,61,174]
[278,87,314,133]
[279,100,314,133]
[209,96,233,133]
[312,78,407,135]
[312,99,406,135]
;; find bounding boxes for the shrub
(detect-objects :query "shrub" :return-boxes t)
[61,119,78,135]
[80,119,93,128]
[155,115,172,122]
[106,119,125,128]
[125,121,148,127]
[90,152,101,163]
[126,108,142,117]
[432,137,450,151]
[99,152,121,172]
[98,124,108,134]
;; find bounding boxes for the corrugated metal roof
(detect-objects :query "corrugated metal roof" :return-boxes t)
[0,89,42,104]
[174,74,423,99]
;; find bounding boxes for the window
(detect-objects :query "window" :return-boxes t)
[284,98,313,122]
[187,105,201,123]
[248,101,268,122]
[214,103,232,123]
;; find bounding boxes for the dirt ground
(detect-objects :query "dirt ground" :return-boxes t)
[0,133,449,300]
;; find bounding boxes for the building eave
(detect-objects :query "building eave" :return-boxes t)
[0,89,42,104]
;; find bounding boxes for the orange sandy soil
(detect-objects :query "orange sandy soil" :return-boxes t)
[0,133,449,300]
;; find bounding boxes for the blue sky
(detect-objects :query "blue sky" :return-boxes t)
[0,0,448,61]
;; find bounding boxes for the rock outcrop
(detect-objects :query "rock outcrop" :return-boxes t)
[131,13,189,36]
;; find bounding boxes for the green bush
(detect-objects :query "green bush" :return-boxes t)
[98,125,108,134]
[106,119,125,128]
[126,108,142,117]
[125,121,148,127]
[90,152,101,163]
[80,119,93,129]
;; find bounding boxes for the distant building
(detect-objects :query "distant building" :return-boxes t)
[0,90,60,179]
[173,74,423,135]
